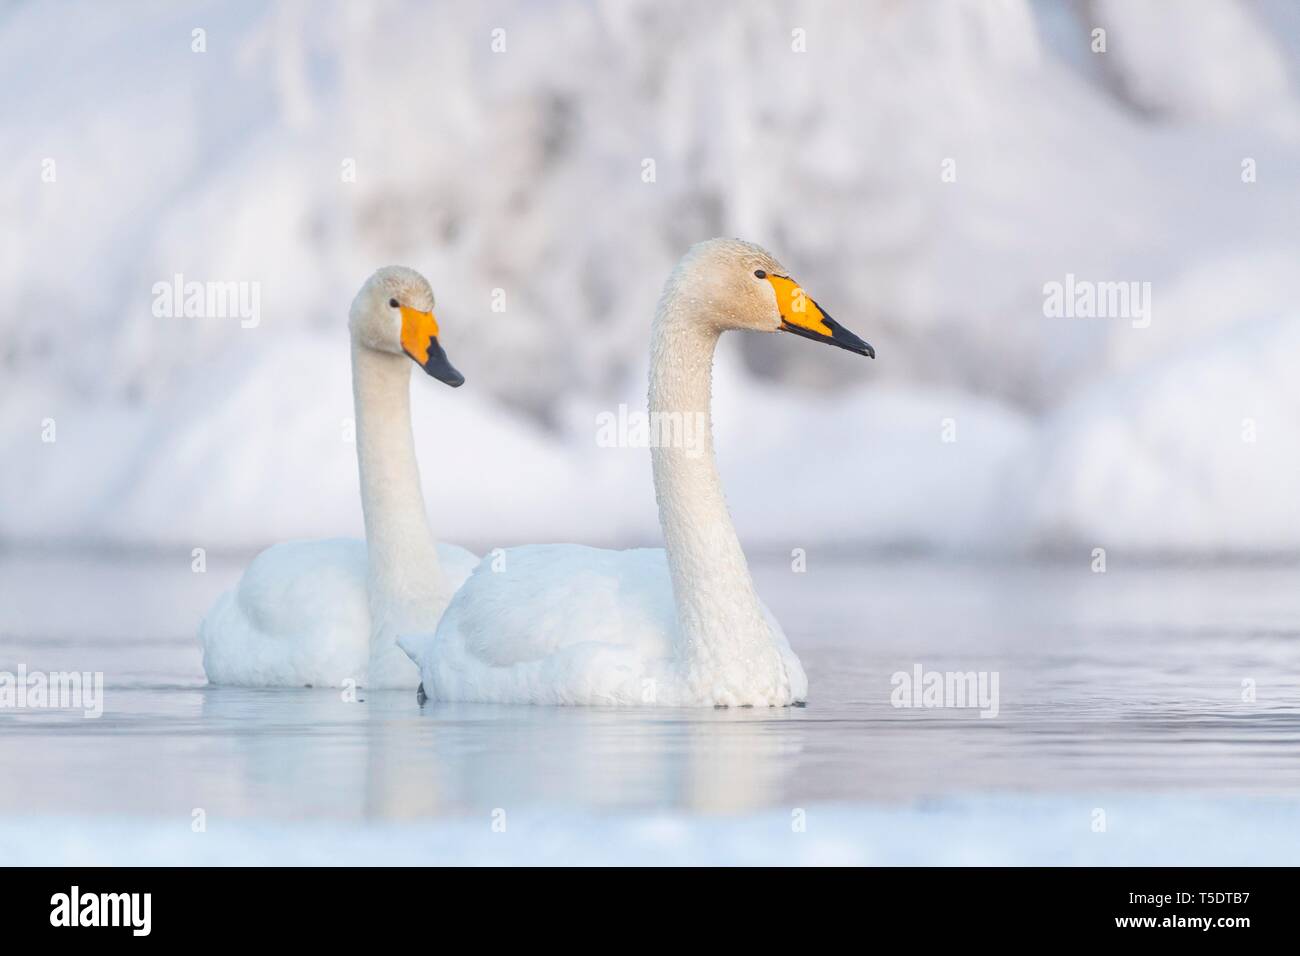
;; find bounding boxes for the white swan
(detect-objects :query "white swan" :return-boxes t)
[399,239,874,706]
[200,267,478,689]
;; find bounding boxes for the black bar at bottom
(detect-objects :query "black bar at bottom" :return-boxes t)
[0,866,1288,942]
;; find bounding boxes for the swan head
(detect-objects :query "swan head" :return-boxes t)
[349,266,464,387]
[674,238,874,358]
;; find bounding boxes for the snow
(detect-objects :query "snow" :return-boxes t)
[7,322,1299,556]
[1020,315,1300,553]
[0,336,1035,551]
[1088,0,1294,123]
[3,0,1300,556]
[5,796,1298,865]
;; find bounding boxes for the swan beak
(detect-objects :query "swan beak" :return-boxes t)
[767,274,875,358]
[400,306,465,387]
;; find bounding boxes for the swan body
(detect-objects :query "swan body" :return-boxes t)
[200,267,474,689]
[401,239,873,707]
[401,544,804,706]
[202,538,478,688]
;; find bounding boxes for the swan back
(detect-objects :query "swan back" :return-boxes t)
[398,544,807,706]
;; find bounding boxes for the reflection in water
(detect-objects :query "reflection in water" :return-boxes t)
[0,552,1298,823]
[192,690,804,820]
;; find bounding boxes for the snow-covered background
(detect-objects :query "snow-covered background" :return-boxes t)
[3,0,1299,556]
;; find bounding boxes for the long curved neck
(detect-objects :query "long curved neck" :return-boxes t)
[648,304,778,695]
[351,345,445,638]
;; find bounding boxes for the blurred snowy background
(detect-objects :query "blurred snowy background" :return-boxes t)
[3,0,1299,556]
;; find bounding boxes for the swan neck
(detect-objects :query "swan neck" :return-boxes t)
[351,345,444,631]
[648,309,774,691]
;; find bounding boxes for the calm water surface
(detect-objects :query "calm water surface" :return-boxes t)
[1,551,1298,823]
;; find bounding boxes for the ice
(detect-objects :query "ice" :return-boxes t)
[6,795,1299,866]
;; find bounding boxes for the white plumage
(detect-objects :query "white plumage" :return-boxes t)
[199,267,474,689]
[400,239,872,707]
[202,538,478,688]
[400,544,804,706]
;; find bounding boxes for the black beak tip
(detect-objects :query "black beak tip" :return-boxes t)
[783,316,875,360]
[825,315,874,359]
[423,360,464,387]
[416,336,464,387]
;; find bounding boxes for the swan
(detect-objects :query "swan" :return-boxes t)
[399,239,874,706]
[199,266,478,689]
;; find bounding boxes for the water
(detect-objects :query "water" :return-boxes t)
[2,550,1298,862]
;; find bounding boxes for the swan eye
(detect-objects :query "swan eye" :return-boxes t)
[389,298,400,308]
[754,269,767,279]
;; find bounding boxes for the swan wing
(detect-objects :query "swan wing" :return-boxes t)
[400,544,681,704]
[199,538,371,687]
[200,538,478,688]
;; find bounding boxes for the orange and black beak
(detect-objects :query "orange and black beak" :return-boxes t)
[764,273,874,358]
[399,305,464,387]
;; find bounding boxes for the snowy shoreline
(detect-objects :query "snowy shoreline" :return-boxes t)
[7,796,1299,866]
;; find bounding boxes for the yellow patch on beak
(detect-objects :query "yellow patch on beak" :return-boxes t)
[399,305,440,364]
[764,272,875,358]
[765,274,833,336]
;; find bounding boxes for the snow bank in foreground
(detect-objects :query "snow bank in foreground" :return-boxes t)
[4,796,1297,865]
